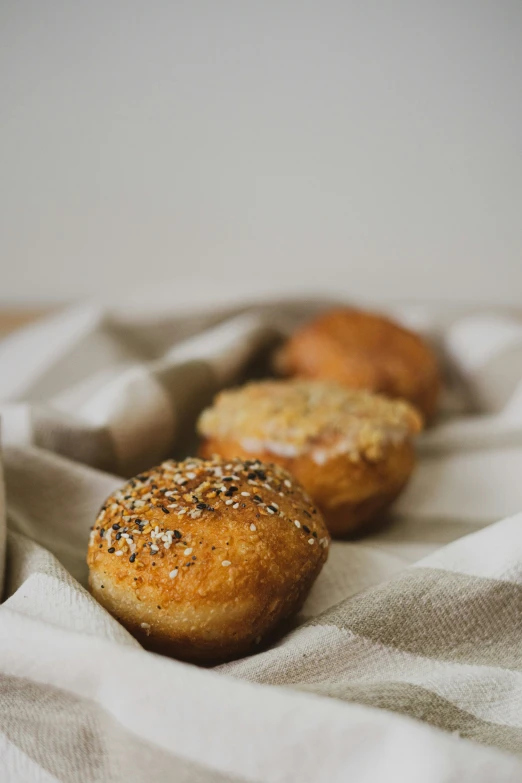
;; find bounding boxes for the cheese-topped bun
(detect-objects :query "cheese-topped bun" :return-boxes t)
[276,308,441,421]
[198,380,422,537]
[87,456,329,664]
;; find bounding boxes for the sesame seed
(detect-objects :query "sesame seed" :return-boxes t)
[267,505,277,514]
[302,525,310,534]
[222,560,231,567]
[284,479,292,488]
[112,523,120,530]
[107,547,115,553]
[225,499,234,506]
[173,530,182,538]
[184,548,193,556]
[186,472,196,479]
[241,492,250,496]
[150,545,159,553]
[224,487,238,497]
[250,523,256,531]
[169,569,178,579]
[232,503,239,509]
[196,503,207,510]
[140,622,150,630]
[129,553,136,563]
[115,550,123,557]
[308,539,315,545]
[294,520,301,528]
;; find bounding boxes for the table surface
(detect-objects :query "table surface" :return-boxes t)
[0,308,54,338]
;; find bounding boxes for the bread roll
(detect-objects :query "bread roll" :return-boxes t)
[276,308,441,421]
[87,455,329,663]
[198,380,421,536]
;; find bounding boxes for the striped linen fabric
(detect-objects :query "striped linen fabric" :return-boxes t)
[2,298,522,782]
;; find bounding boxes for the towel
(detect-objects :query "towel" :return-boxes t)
[2,296,522,782]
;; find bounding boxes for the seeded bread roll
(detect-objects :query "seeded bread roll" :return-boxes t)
[198,380,422,537]
[87,456,329,664]
[276,308,441,421]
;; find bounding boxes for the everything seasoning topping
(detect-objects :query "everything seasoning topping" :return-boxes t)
[89,456,329,568]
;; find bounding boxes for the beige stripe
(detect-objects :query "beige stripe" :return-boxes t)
[298,543,407,623]
[223,625,522,729]
[32,407,118,474]
[0,674,244,783]
[298,680,522,756]
[309,567,522,669]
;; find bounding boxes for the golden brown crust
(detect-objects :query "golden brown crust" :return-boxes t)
[200,437,415,538]
[87,456,329,664]
[276,308,441,421]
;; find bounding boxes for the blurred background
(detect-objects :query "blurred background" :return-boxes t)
[1,1,521,313]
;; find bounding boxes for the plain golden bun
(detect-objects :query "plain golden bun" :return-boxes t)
[198,380,422,537]
[276,308,441,421]
[87,456,329,664]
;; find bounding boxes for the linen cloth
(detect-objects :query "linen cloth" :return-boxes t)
[2,296,522,782]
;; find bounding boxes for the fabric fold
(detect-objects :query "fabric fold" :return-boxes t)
[2,300,522,782]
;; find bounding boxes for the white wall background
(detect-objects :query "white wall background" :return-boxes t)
[1,1,521,307]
